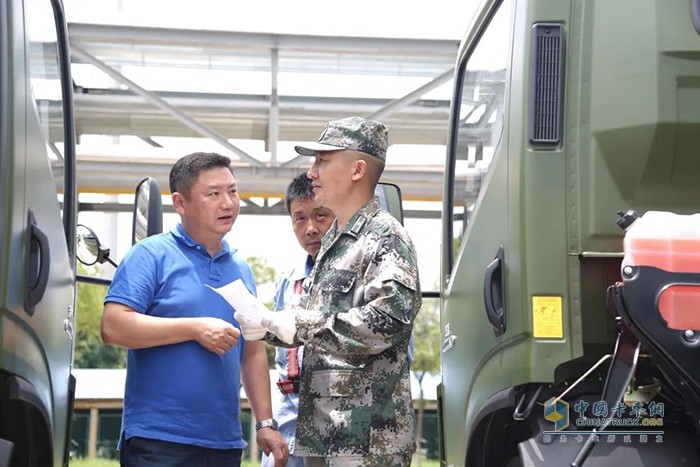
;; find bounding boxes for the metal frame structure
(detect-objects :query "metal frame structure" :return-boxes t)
[66,23,460,207]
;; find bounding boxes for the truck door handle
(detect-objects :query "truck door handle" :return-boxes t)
[483,245,506,336]
[25,209,51,316]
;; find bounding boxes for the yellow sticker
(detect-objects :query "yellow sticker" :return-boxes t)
[532,296,563,338]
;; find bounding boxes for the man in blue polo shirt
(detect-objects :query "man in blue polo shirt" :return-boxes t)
[101,152,288,467]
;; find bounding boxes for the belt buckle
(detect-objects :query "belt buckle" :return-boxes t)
[277,378,300,394]
[277,379,295,394]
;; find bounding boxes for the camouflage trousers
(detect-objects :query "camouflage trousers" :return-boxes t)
[303,453,412,467]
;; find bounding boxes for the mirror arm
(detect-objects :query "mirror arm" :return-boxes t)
[76,274,111,287]
[96,245,118,268]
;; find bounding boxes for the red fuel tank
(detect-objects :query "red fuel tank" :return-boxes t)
[623,211,700,331]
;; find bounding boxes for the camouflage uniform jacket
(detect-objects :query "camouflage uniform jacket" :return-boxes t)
[291,197,422,461]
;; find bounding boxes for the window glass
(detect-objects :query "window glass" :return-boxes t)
[26,0,65,196]
[450,0,511,263]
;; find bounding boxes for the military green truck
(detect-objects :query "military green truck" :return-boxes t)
[438,0,700,465]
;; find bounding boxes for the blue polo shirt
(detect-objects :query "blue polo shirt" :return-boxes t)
[105,224,255,449]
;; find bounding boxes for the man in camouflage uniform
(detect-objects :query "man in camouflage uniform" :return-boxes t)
[236,116,422,467]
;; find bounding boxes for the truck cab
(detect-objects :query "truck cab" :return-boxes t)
[439,0,700,465]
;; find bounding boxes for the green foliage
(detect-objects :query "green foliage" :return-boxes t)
[452,235,462,261]
[69,458,119,467]
[76,265,106,331]
[246,256,276,286]
[264,343,277,369]
[246,256,278,368]
[74,264,126,369]
[412,299,441,392]
[74,329,126,369]
[411,299,441,467]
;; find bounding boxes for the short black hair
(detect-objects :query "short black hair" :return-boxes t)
[169,152,233,197]
[285,173,314,215]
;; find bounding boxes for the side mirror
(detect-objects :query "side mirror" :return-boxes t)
[132,177,163,245]
[375,182,404,225]
[76,224,117,267]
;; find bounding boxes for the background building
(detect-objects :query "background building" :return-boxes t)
[71,369,440,461]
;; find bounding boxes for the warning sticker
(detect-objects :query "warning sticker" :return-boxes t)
[532,296,563,339]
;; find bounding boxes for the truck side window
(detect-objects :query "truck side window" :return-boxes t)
[26,0,65,208]
[450,0,511,262]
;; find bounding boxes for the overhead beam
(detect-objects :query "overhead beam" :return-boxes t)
[70,89,451,146]
[77,202,441,219]
[139,136,163,148]
[367,68,455,121]
[72,88,452,115]
[282,67,454,167]
[73,153,455,202]
[67,23,459,57]
[71,45,262,165]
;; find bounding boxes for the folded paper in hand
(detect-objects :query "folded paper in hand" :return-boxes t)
[207,279,271,325]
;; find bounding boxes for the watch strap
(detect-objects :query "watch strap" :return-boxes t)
[255,418,278,431]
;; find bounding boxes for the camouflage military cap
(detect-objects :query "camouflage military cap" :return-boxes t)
[294,116,388,161]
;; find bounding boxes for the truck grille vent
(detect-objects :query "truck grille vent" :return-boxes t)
[529,24,564,145]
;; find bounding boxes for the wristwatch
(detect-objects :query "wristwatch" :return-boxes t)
[255,418,279,431]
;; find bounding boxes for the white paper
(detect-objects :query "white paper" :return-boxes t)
[261,453,276,467]
[207,279,271,324]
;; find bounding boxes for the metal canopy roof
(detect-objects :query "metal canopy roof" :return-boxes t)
[68,23,459,204]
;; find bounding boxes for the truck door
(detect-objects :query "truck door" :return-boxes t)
[439,0,512,463]
[0,0,76,465]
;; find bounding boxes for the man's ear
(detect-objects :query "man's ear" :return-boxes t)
[351,159,367,181]
[172,192,186,214]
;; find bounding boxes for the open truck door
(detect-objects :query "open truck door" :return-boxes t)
[0,0,76,465]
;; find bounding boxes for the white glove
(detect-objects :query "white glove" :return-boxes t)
[233,311,268,341]
[261,311,297,345]
[208,280,277,341]
[234,309,297,343]
[206,279,298,343]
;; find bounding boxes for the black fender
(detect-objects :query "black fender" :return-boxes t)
[466,387,520,466]
[0,374,53,467]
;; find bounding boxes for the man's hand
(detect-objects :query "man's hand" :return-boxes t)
[257,428,289,467]
[261,310,297,344]
[234,311,268,341]
[193,317,240,355]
